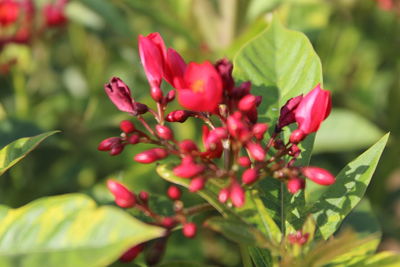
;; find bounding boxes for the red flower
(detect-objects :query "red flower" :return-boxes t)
[43,0,68,27]
[295,84,331,135]
[0,0,20,26]
[174,61,223,112]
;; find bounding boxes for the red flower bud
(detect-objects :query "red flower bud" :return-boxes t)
[134,148,168,163]
[161,217,176,229]
[295,84,331,134]
[155,125,173,140]
[120,120,135,133]
[237,156,251,168]
[138,191,149,203]
[128,134,140,144]
[289,144,301,157]
[173,157,205,178]
[107,179,136,208]
[289,129,305,144]
[302,167,335,186]
[246,142,266,161]
[0,0,20,26]
[287,178,305,194]
[215,58,234,92]
[105,77,135,113]
[98,137,121,151]
[242,168,259,185]
[109,144,124,156]
[167,185,181,200]
[189,176,205,192]
[43,0,68,27]
[150,87,163,102]
[164,48,186,87]
[288,231,309,246]
[218,188,230,203]
[230,182,245,207]
[252,123,268,140]
[183,223,197,238]
[238,94,258,112]
[278,95,303,130]
[227,112,251,142]
[231,81,251,99]
[165,90,176,102]
[165,110,191,123]
[120,244,144,262]
[179,140,199,153]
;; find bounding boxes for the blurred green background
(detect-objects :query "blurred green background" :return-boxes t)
[0,0,399,265]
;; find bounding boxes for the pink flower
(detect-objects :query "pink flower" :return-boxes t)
[175,61,223,112]
[302,167,335,186]
[104,77,135,113]
[43,0,68,27]
[173,156,205,178]
[0,0,20,26]
[294,84,331,135]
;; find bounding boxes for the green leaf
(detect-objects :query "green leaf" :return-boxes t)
[334,252,400,267]
[204,217,274,250]
[313,109,383,153]
[158,261,217,267]
[233,17,323,124]
[310,133,389,239]
[0,194,165,267]
[248,247,273,267]
[0,131,59,176]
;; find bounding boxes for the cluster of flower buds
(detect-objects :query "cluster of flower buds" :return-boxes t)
[287,231,310,246]
[106,180,203,263]
[99,32,336,212]
[0,0,68,52]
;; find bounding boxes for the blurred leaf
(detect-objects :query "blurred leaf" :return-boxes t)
[331,251,400,267]
[0,194,165,267]
[0,206,8,221]
[248,247,273,267]
[158,261,216,267]
[246,0,282,22]
[0,131,59,176]
[204,217,274,249]
[310,133,389,239]
[313,109,383,153]
[66,2,105,30]
[233,16,322,124]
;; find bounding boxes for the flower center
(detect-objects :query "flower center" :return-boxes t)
[191,80,205,93]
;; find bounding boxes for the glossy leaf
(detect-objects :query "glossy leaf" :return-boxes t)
[234,17,323,124]
[0,194,165,267]
[0,131,59,176]
[333,252,400,267]
[310,133,389,239]
[313,109,383,153]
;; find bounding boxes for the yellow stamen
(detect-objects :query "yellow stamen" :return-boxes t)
[191,80,205,93]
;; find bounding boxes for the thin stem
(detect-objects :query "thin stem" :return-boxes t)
[239,244,252,267]
[138,116,156,136]
[157,102,165,124]
[184,203,214,216]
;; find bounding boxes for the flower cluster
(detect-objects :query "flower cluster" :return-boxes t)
[99,32,335,261]
[0,0,68,52]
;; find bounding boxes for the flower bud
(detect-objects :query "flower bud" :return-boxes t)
[227,112,251,142]
[289,129,305,144]
[132,102,149,115]
[231,81,251,99]
[107,179,136,208]
[179,140,199,153]
[189,177,205,192]
[161,217,176,229]
[242,168,259,185]
[183,223,197,238]
[120,120,135,133]
[165,90,176,103]
[0,0,20,26]
[150,87,163,102]
[252,123,268,140]
[43,0,68,27]
[302,167,335,186]
[218,188,230,203]
[213,127,228,139]
[246,142,266,161]
[165,110,191,123]
[287,178,305,194]
[167,185,181,200]
[105,77,135,113]
[120,244,144,262]
[277,95,303,130]
[139,191,149,203]
[238,94,257,112]
[156,125,173,140]
[230,182,245,207]
[128,134,140,144]
[288,231,309,246]
[215,58,234,92]
[109,144,124,156]
[173,157,205,178]
[134,148,168,163]
[237,156,251,168]
[289,144,301,157]
[98,137,121,151]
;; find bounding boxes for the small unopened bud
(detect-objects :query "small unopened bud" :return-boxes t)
[138,191,149,203]
[218,188,230,203]
[161,217,176,229]
[134,148,168,163]
[273,139,285,150]
[238,94,257,111]
[289,144,301,157]
[237,156,251,168]
[150,87,163,102]
[288,231,309,245]
[109,144,124,156]
[302,167,335,186]
[107,179,136,208]
[231,81,251,99]
[287,178,305,194]
[179,140,199,153]
[252,123,268,140]
[120,120,135,133]
[242,168,259,185]
[277,95,303,130]
[183,223,197,238]
[167,185,181,200]
[165,110,191,123]
[165,90,176,103]
[230,183,245,207]
[155,125,174,140]
[98,137,121,151]
[289,129,305,144]
[173,157,205,178]
[120,244,144,262]
[128,134,140,144]
[132,102,148,115]
[189,177,205,192]
[246,142,266,161]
